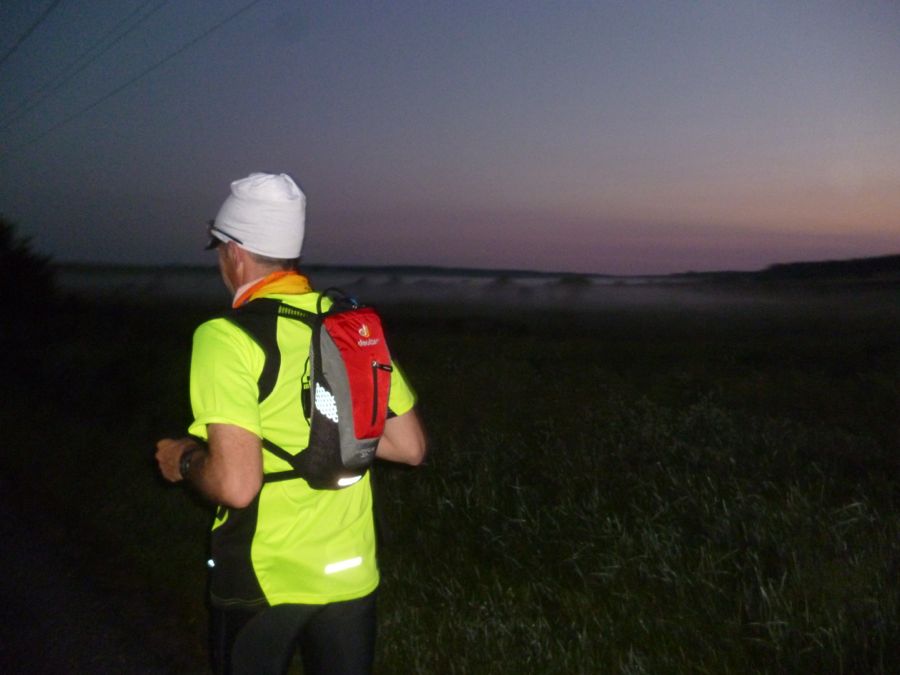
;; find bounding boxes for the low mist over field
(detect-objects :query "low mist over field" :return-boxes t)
[57,253,900,317]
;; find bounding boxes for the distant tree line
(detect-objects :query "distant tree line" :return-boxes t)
[761,254,900,280]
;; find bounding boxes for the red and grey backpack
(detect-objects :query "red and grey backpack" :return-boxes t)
[224,290,393,490]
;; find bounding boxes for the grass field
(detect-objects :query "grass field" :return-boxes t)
[2,282,898,673]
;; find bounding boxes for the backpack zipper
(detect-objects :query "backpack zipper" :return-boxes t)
[371,361,394,425]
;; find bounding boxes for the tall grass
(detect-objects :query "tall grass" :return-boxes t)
[2,289,897,673]
[375,393,897,672]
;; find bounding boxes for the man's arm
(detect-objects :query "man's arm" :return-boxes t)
[375,407,427,465]
[156,423,263,508]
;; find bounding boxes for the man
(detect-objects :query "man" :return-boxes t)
[156,172,426,675]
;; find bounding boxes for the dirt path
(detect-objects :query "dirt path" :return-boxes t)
[0,479,205,674]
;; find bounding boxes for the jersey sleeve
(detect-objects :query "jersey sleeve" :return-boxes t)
[187,318,265,440]
[387,359,417,417]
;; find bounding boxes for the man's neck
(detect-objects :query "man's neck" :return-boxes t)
[232,275,267,305]
[231,268,309,308]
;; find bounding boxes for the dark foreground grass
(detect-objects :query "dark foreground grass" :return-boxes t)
[2,287,898,673]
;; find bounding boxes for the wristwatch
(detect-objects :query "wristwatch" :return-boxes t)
[179,447,200,480]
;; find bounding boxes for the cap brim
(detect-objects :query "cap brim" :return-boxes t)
[204,235,220,250]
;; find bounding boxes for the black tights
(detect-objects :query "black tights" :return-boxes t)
[210,592,377,675]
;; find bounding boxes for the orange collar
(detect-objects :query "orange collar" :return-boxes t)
[232,270,313,308]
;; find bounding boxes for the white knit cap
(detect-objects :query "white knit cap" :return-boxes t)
[210,173,306,258]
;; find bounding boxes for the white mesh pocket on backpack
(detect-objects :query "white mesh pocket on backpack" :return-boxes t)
[315,385,339,423]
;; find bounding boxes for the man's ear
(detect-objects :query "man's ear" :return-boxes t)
[226,241,242,265]
[223,242,245,284]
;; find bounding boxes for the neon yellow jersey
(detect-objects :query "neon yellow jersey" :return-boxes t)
[187,290,416,607]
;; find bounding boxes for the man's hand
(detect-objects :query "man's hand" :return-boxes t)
[156,426,262,508]
[156,437,200,482]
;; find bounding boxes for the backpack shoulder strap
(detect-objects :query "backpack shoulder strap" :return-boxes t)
[223,297,322,402]
[222,298,283,403]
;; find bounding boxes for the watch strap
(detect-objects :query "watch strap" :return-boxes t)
[179,447,201,480]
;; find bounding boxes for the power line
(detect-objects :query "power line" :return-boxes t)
[1,0,268,160]
[0,0,169,132]
[0,0,65,70]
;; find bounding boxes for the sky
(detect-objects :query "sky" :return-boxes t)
[0,0,898,275]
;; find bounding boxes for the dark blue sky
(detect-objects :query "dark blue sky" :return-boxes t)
[1,1,897,274]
